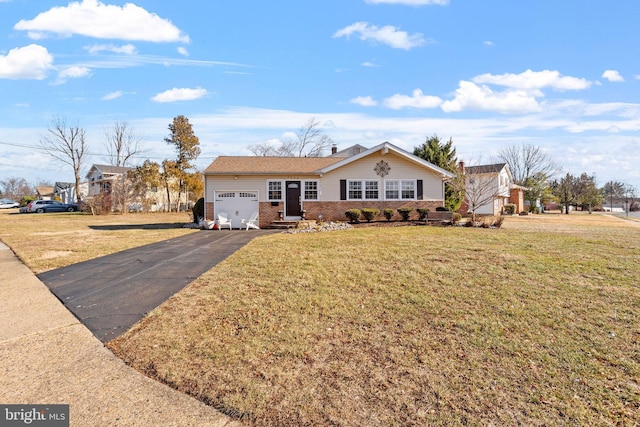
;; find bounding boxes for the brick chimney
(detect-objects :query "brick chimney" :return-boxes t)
[331,144,337,155]
[458,161,465,174]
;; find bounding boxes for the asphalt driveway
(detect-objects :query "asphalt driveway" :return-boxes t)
[38,229,278,342]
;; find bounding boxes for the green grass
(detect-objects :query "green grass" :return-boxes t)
[107,214,640,425]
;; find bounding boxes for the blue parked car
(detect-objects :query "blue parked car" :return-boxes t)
[26,200,78,213]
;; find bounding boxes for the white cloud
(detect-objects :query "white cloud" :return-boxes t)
[177,47,189,57]
[14,0,190,43]
[58,66,91,79]
[350,96,378,107]
[365,0,449,5]
[85,43,137,55]
[361,61,378,67]
[333,22,426,50]
[0,44,53,80]
[473,69,591,91]
[483,41,494,47]
[441,81,541,113]
[602,69,624,82]
[151,87,208,103]
[102,91,123,100]
[383,89,442,109]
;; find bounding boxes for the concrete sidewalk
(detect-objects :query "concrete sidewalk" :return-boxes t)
[0,242,242,426]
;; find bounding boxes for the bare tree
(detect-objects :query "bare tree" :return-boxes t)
[465,174,500,223]
[498,144,559,182]
[40,116,87,202]
[104,121,145,167]
[248,117,333,157]
[0,177,33,202]
[603,180,625,211]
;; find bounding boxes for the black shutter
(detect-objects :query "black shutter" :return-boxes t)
[340,179,347,200]
[417,180,423,200]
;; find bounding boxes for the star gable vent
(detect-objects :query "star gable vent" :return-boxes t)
[374,160,390,177]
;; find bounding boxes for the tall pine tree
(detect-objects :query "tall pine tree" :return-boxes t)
[413,134,463,211]
[165,115,201,211]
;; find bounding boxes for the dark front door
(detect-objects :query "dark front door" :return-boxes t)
[286,181,302,217]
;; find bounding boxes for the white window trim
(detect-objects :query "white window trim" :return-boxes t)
[384,179,417,201]
[347,179,380,201]
[267,180,283,201]
[303,180,319,201]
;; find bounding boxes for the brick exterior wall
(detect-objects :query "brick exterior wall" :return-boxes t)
[298,200,443,224]
[205,202,214,220]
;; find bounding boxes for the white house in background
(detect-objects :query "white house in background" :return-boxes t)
[203,142,455,228]
[461,163,526,216]
[85,163,183,212]
[53,181,87,203]
[86,164,133,197]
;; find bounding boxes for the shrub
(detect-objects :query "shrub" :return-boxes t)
[397,207,413,221]
[436,206,448,211]
[345,209,362,223]
[192,198,204,222]
[416,208,430,221]
[503,204,516,215]
[361,208,380,222]
[383,208,394,221]
[452,213,462,224]
[493,216,505,228]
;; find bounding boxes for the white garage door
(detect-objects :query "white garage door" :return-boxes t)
[214,191,259,226]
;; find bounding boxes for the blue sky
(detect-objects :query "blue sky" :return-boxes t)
[1,0,639,190]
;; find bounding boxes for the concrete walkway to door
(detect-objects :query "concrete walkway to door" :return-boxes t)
[38,229,278,342]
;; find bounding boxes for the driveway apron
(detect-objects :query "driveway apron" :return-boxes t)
[38,230,277,342]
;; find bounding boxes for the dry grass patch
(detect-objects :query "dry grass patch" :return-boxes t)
[109,214,640,425]
[0,210,196,273]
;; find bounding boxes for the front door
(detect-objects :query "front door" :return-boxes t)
[285,181,302,217]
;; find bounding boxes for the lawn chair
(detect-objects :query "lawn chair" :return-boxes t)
[217,212,233,230]
[241,212,260,230]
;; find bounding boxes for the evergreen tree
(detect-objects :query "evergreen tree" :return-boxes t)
[165,115,201,211]
[413,134,463,211]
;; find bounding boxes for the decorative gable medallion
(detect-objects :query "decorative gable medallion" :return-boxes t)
[374,160,391,177]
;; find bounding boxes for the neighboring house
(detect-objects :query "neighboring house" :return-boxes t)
[36,186,54,200]
[203,142,455,228]
[54,181,87,203]
[85,163,182,212]
[460,163,526,216]
[86,164,133,197]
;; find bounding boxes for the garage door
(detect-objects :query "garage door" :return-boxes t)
[214,191,259,227]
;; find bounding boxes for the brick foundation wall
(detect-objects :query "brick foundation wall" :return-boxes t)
[211,200,445,227]
[300,200,443,223]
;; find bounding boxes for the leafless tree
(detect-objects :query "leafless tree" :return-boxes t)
[248,117,333,157]
[40,116,87,202]
[497,144,559,185]
[104,121,145,167]
[0,177,33,202]
[465,174,500,223]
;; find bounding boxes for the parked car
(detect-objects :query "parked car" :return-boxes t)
[26,200,78,213]
[0,199,20,209]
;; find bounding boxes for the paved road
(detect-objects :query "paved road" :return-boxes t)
[38,229,277,342]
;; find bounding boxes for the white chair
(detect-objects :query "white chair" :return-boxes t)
[217,212,233,230]
[241,212,260,230]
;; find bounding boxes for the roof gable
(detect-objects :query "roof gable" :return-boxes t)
[86,164,133,179]
[319,142,455,179]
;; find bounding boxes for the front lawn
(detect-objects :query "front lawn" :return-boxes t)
[108,214,640,425]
